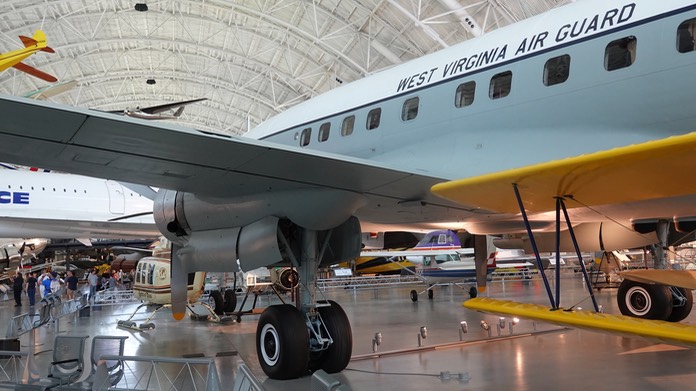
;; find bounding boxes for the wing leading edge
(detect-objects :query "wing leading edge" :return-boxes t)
[464,297,696,348]
[431,131,696,214]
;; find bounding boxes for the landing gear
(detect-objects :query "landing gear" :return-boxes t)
[410,290,418,302]
[223,290,237,313]
[208,291,224,315]
[617,279,672,320]
[427,288,434,299]
[469,286,478,299]
[256,305,309,380]
[312,300,352,373]
[254,217,361,380]
[667,286,693,322]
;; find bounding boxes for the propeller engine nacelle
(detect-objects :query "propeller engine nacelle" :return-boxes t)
[493,221,658,252]
[270,267,300,291]
[152,189,364,273]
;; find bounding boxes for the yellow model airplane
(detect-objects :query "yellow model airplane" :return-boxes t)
[0,30,57,82]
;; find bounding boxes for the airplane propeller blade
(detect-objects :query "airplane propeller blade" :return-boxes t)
[170,243,187,320]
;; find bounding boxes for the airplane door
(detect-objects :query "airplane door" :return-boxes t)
[105,180,125,214]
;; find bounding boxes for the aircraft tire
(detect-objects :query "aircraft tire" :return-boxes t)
[256,304,309,379]
[427,289,434,300]
[667,287,693,322]
[469,286,477,299]
[617,280,672,320]
[410,290,418,302]
[209,290,224,315]
[312,300,352,374]
[223,290,237,313]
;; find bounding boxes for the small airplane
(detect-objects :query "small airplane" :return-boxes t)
[4,0,696,380]
[0,30,57,83]
[103,98,207,120]
[356,230,494,301]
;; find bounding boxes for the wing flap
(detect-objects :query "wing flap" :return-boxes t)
[464,297,696,348]
[432,132,696,214]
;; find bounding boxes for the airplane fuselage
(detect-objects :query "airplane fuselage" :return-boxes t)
[0,47,40,72]
[0,169,155,238]
[248,1,696,226]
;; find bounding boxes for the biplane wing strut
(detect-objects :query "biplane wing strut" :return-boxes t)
[511,184,600,312]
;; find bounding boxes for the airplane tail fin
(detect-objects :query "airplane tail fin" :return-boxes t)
[173,106,185,117]
[19,31,54,53]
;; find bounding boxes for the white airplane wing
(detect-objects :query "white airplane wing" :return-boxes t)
[0,95,481,227]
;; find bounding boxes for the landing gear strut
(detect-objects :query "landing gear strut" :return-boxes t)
[255,224,355,379]
[617,279,694,321]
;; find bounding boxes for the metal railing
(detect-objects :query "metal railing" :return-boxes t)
[92,355,222,391]
[92,289,138,306]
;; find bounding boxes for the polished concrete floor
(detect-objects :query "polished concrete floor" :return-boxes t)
[2,272,696,390]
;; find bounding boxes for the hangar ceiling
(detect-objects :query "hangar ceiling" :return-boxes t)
[0,0,566,136]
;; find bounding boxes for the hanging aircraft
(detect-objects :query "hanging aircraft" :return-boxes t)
[2,0,696,380]
[102,97,207,120]
[0,30,57,83]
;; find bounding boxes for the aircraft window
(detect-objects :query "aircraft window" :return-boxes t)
[543,54,571,86]
[300,127,311,147]
[19,186,22,189]
[677,19,696,53]
[341,115,355,136]
[318,122,330,142]
[604,36,636,71]
[401,97,419,121]
[148,264,155,285]
[455,81,476,107]
[366,108,381,130]
[489,71,512,99]
[42,187,45,191]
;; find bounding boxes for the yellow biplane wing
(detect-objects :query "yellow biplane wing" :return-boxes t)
[431,131,696,214]
[464,298,696,348]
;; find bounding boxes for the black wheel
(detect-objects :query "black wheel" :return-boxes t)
[469,286,478,299]
[427,289,434,300]
[313,300,352,374]
[223,290,237,313]
[667,287,693,322]
[256,304,309,379]
[410,290,418,302]
[208,291,224,315]
[617,280,672,320]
